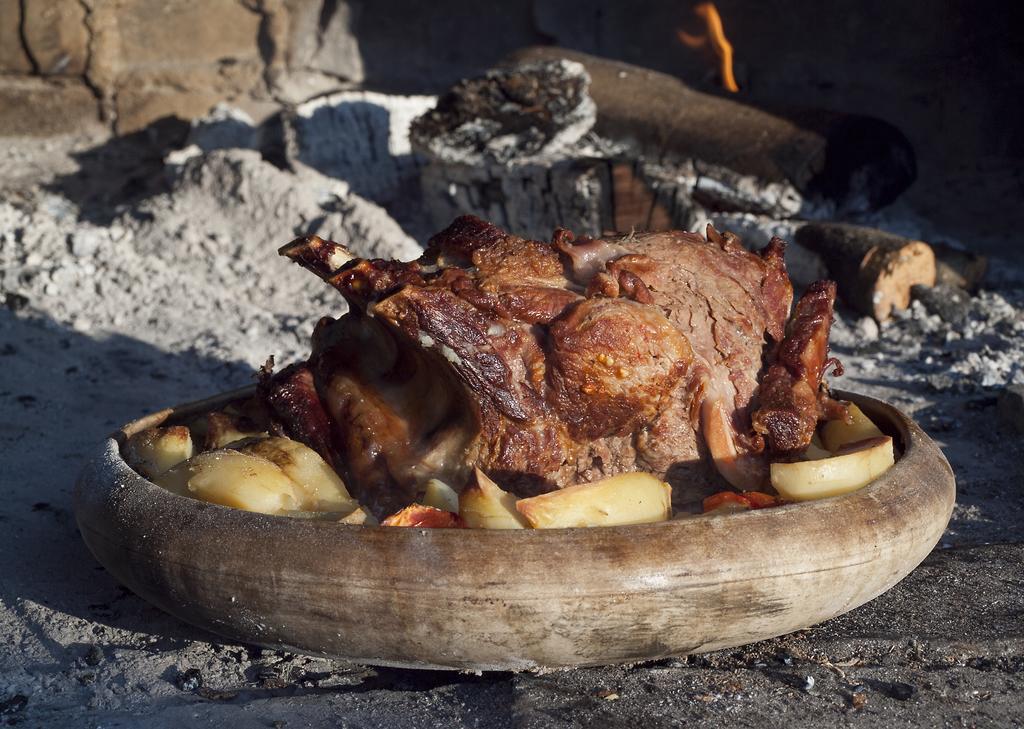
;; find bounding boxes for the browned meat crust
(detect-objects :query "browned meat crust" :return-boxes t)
[277,216,836,515]
[751,281,843,455]
[258,360,341,469]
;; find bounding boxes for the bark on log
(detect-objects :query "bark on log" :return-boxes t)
[794,223,936,321]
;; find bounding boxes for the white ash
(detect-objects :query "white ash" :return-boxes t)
[184,103,261,153]
[1,147,420,377]
[0,134,427,721]
[292,90,437,204]
[831,289,1024,391]
[641,159,823,221]
[854,316,880,343]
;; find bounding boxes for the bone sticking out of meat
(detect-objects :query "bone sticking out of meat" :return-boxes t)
[751,281,845,456]
[794,222,937,321]
[411,50,916,241]
[278,217,839,515]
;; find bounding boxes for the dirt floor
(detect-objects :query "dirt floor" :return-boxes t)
[1,123,1022,727]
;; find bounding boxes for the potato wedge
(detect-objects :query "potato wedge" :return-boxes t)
[155,450,303,514]
[381,504,464,528]
[422,478,459,514]
[239,437,355,512]
[337,506,379,526]
[459,469,528,529]
[821,403,884,452]
[771,436,895,501]
[516,472,672,529]
[803,441,833,461]
[124,426,194,479]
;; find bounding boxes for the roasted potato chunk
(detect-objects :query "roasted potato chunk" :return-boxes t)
[337,506,379,526]
[516,472,672,528]
[459,469,528,529]
[238,437,355,512]
[124,426,194,479]
[155,450,303,514]
[205,411,267,449]
[771,436,895,501]
[803,441,833,461]
[821,403,884,452]
[422,478,459,513]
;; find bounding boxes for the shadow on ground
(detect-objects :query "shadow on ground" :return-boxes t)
[0,308,253,650]
[45,117,191,226]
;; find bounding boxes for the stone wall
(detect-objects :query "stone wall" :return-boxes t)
[0,0,369,135]
[0,0,554,135]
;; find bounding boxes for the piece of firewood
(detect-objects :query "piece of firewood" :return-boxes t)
[411,59,613,239]
[610,162,673,233]
[794,223,936,321]
[505,47,916,214]
[411,52,918,239]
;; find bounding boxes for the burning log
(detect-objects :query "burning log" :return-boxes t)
[793,222,936,321]
[410,48,916,239]
[507,47,916,216]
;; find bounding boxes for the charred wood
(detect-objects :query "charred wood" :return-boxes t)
[411,49,916,240]
[507,47,916,215]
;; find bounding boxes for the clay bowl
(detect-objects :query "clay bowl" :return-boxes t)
[74,389,954,671]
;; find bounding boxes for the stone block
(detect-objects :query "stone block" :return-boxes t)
[0,76,101,136]
[114,85,227,134]
[261,0,362,103]
[113,61,265,132]
[22,0,90,75]
[0,1,33,73]
[115,0,262,67]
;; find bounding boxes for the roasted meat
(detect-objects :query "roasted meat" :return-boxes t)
[270,216,843,516]
[751,280,847,455]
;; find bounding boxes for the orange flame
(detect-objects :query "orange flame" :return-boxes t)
[677,2,739,93]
